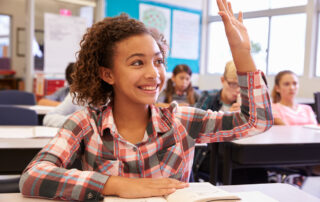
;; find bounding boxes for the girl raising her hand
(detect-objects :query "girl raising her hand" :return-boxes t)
[20,0,273,201]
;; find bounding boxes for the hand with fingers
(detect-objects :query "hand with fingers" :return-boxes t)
[103,176,189,198]
[216,0,256,73]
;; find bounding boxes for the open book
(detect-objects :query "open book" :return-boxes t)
[104,183,241,202]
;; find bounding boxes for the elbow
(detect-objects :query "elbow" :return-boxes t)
[19,171,31,196]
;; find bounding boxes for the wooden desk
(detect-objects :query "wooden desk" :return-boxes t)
[211,126,320,185]
[220,183,320,202]
[1,183,319,202]
[0,126,56,174]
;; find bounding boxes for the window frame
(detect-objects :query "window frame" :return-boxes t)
[204,0,316,76]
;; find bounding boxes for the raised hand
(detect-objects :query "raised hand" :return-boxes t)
[216,0,256,72]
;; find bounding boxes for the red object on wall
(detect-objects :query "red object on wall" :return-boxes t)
[45,79,65,95]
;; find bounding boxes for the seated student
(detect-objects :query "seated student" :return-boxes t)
[42,93,83,128]
[271,70,317,125]
[157,64,200,106]
[269,70,318,187]
[38,62,75,106]
[19,1,273,201]
[195,60,240,112]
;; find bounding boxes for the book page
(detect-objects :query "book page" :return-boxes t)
[303,125,320,130]
[165,183,240,202]
[104,196,166,202]
[233,191,278,202]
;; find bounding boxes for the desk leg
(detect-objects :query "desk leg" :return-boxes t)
[209,143,219,185]
[222,143,232,185]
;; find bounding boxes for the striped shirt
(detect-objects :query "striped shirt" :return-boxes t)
[19,71,273,201]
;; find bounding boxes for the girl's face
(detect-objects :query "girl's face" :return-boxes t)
[276,73,299,102]
[100,34,166,106]
[172,72,191,92]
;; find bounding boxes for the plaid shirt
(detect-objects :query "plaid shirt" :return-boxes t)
[20,71,273,201]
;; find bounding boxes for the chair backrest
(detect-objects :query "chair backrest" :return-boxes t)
[0,90,36,105]
[314,92,320,123]
[0,106,38,125]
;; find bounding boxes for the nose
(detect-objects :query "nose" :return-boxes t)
[145,63,159,79]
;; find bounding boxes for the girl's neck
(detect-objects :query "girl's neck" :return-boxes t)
[175,88,185,96]
[279,99,295,108]
[112,99,150,144]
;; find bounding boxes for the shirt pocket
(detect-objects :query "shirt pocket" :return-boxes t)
[98,159,120,176]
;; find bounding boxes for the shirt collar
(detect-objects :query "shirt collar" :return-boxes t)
[99,102,173,138]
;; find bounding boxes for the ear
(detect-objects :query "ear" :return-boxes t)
[171,75,176,83]
[275,85,280,93]
[99,67,114,85]
[220,76,225,83]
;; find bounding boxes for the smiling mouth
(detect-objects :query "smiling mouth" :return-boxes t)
[139,84,159,92]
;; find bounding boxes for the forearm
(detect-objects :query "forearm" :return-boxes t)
[20,160,108,201]
[231,49,257,73]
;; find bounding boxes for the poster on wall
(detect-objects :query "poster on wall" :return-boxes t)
[171,10,200,60]
[44,13,87,74]
[139,3,171,45]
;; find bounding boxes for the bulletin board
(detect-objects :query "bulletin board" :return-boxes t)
[105,0,202,73]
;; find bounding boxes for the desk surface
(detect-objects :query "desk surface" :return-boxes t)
[14,105,55,115]
[0,126,58,143]
[214,125,320,185]
[221,183,320,202]
[1,183,319,202]
[233,125,320,145]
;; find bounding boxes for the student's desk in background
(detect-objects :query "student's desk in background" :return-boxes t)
[210,126,320,185]
[1,183,319,202]
[0,126,57,174]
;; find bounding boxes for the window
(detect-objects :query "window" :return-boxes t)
[0,14,11,58]
[207,0,307,75]
[268,14,306,75]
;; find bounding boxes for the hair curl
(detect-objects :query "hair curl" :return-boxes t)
[271,70,296,103]
[164,64,196,105]
[70,13,168,107]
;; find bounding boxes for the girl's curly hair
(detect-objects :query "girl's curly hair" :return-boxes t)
[70,13,168,107]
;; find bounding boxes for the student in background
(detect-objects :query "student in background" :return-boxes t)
[38,62,75,106]
[20,1,273,200]
[42,93,83,128]
[195,60,240,112]
[157,64,200,106]
[272,70,317,125]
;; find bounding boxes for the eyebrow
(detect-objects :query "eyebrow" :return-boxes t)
[126,52,162,62]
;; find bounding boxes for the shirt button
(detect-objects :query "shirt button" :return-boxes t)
[87,192,93,199]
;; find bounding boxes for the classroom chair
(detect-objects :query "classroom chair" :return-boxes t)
[0,90,36,105]
[314,92,320,123]
[0,105,38,193]
[0,105,38,125]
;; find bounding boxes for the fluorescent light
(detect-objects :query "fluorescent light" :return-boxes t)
[56,0,96,7]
